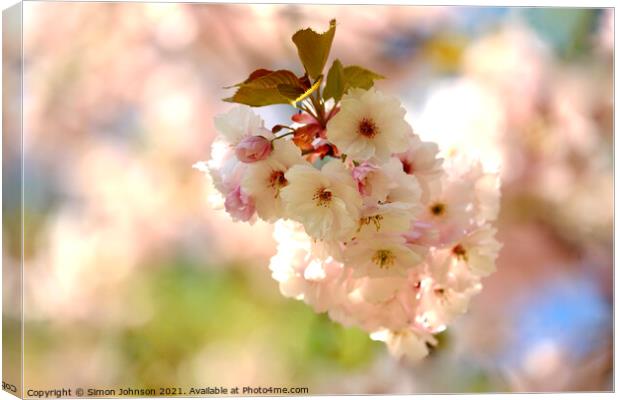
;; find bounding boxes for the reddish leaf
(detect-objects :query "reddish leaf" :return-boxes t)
[293,124,320,151]
[316,143,338,159]
[245,68,273,83]
[240,70,301,89]
[224,69,305,107]
[299,74,312,89]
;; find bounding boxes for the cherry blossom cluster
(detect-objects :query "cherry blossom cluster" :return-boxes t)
[195,85,501,360]
[195,20,501,361]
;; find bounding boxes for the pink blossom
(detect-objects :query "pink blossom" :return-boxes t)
[351,162,379,196]
[235,135,272,163]
[224,185,256,222]
[403,220,439,246]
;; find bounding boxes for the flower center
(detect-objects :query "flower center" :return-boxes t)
[434,288,446,298]
[358,118,378,138]
[452,244,468,261]
[372,249,396,269]
[313,187,333,207]
[430,202,446,216]
[268,170,288,197]
[434,287,448,304]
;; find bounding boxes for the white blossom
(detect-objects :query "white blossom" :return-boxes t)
[280,160,362,241]
[327,88,411,162]
[397,134,444,203]
[370,328,437,362]
[345,234,423,279]
[269,220,345,313]
[450,224,502,277]
[241,139,306,222]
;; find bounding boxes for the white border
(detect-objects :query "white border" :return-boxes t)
[0,2,616,400]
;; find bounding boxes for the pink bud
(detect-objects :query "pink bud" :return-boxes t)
[235,136,272,163]
[224,186,256,222]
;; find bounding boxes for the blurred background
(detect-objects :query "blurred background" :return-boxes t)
[3,3,613,394]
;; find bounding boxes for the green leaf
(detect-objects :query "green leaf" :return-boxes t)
[224,69,304,107]
[239,69,301,89]
[292,19,336,80]
[323,59,345,101]
[342,65,385,90]
[224,86,291,107]
[278,76,322,104]
[323,63,385,102]
[277,84,306,100]
[294,76,322,103]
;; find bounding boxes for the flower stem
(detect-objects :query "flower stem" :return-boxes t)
[298,103,316,118]
[326,103,339,120]
[271,131,295,142]
[310,91,326,127]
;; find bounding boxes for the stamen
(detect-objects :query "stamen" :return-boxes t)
[268,170,288,197]
[372,249,396,269]
[313,187,333,207]
[358,214,384,232]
